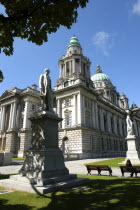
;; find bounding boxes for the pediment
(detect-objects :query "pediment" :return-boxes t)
[0,91,16,99]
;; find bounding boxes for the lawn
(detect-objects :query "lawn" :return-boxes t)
[85,157,126,167]
[0,174,140,209]
[12,158,24,160]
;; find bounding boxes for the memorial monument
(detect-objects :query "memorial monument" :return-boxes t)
[0,69,88,194]
[125,110,140,164]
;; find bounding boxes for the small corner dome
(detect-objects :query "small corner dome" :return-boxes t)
[68,35,81,48]
[91,65,111,83]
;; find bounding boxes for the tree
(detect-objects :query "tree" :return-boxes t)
[0,0,88,56]
[0,70,4,82]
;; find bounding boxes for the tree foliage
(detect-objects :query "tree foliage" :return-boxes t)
[0,70,4,82]
[0,0,88,56]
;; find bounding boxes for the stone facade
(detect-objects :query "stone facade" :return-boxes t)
[0,36,140,159]
[54,36,140,159]
[0,85,40,157]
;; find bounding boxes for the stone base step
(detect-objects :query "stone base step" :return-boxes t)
[10,174,77,185]
[37,174,77,185]
[0,176,89,194]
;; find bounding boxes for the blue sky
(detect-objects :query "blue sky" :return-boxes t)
[0,0,140,107]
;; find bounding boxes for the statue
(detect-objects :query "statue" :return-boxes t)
[126,110,135,137]
[39,68,53,112]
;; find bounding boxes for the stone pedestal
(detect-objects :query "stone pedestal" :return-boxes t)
[0,111,88,194]
[20,111,69,182]
[0,152,12,166]
[125,136,140,164]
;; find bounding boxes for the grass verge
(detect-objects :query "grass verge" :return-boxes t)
[85,157,126,167]
[0,174,140,209]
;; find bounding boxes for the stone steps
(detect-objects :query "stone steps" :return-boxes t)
[0,175,89,194]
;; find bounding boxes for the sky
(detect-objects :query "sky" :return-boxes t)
[0,0,140,107]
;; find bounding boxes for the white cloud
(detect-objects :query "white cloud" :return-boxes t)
[132,0,140,15]
[92,31,114,56]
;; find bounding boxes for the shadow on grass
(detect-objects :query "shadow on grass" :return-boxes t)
[0,175,140,209]
[0,199,32,210]
[41,177,140,210]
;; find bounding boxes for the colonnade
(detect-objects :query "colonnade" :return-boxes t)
[56,93,126,138]
[0,100,33,133]
[59,58,90,79]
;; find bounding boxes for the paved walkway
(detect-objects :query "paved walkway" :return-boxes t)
[0,158,138,178]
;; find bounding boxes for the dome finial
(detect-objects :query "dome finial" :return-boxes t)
[96,65,102,73]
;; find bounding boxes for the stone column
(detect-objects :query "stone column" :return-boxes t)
[109,90,111,101]
[11,102,17,130]
[23,100,31,130]
[70,60,72,74]
[57,99,62,128]
[92,100,95,128]
[69,61,71,76]
[104,90,108,98]
[0,107,3,131]
[57,99,61,117]
[59,64,62,78]
[77,93,82,125]
[95,102,98,129]
[100,108,104,131]
[102,109,105,131]
[113,116,117,134]
[73,59,75,74]
[107,112,111,133]
[82,95,85,126]
[119,118,123,136]
[8,103,13,130]
[64,63,66,78]
[73,94,77,126]
[16,104,21,129]
[1,106,6,131]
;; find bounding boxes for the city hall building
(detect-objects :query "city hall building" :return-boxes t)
[0,36,140,159]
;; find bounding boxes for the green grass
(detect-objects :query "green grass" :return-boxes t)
[0,174,140,209]
[85,157,140,167]
[12,158,24,160]
[85,157,126,167]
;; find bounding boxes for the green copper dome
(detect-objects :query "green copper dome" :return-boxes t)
[91,65,111,82]
[68,35,81,48]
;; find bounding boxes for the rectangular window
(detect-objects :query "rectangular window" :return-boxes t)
[75,59,80,63]
[65,99,70,107]
[85,111,91,127]
[65,115,71,127]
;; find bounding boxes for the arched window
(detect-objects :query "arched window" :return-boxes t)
[64,81,69,87]
[62,137,69,153]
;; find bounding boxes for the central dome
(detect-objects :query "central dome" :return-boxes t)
[91,65,111,82]
[68,35,81,48]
